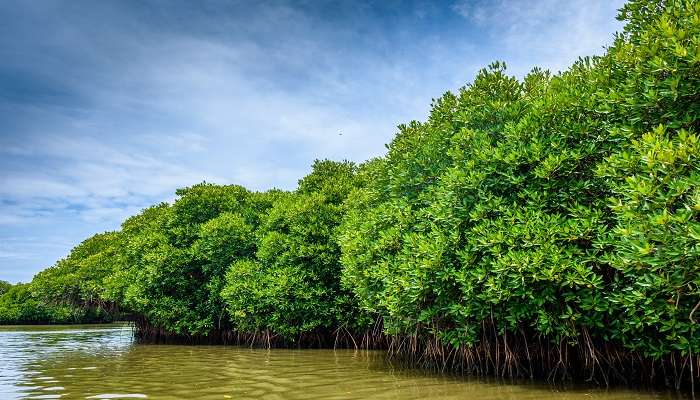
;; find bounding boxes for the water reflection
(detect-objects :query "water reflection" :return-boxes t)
[0,325,688,399]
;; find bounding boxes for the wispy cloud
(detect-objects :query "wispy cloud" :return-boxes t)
[0,0,623,282]
[452,0,625,75]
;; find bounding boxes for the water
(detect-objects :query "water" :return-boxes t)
[0,324,687,400]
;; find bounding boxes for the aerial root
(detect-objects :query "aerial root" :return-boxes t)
[132,318,699,390]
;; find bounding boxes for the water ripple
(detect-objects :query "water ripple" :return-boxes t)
[0,325,688,400]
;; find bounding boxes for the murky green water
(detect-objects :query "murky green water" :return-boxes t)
[0,324,688,400]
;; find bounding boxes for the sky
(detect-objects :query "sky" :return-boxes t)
[0,0,625,283]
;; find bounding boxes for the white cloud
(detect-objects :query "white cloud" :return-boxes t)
[0,0,624,282]
[0,129,229,228]
[452,0,625,76]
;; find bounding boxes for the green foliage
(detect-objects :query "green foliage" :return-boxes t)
[106,188,261,335]
[340,0,700,357]
[0,280,11,296]
[0,284,67,324]
[169,183,252,246]
[32,232,122,311]
[598,126,700,356]
[0,0,697,375]
[0,283,109,325]
[222,160,371,340]
[0,232,120,325]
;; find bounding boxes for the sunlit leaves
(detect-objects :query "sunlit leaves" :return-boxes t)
[339,0,700,358]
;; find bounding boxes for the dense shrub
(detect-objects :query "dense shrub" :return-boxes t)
[0,280,11,296]
[0,283,111,325]
[221,160,371,341]
[340,0,699,359]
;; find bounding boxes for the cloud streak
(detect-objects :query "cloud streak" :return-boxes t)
[452,0,625,75]
[0,0,624,282]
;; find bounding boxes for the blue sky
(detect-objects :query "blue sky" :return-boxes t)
[0,0,624,283]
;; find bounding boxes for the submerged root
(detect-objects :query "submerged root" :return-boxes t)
[382,323,698,392]
[132,317,698,392]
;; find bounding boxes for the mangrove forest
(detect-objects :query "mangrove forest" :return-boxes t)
[2,0,699,391]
